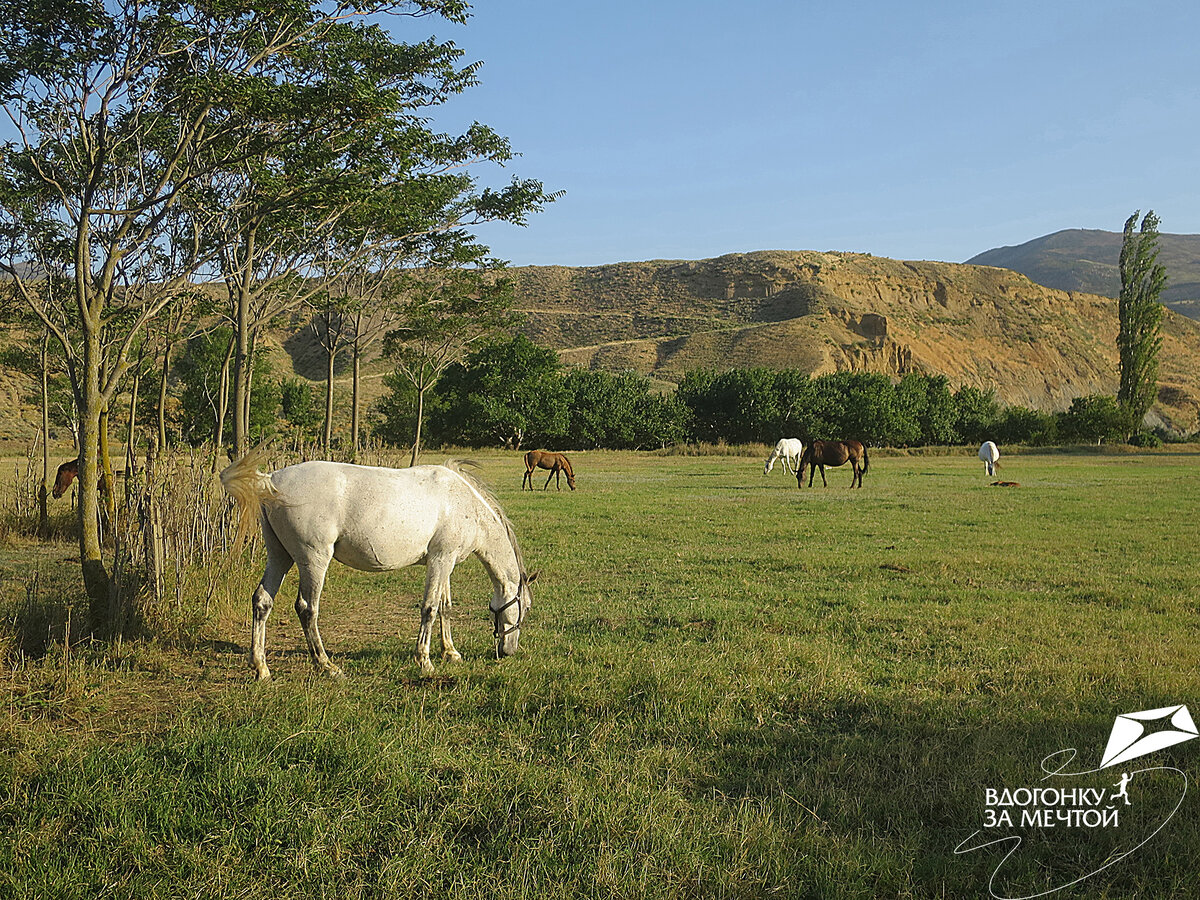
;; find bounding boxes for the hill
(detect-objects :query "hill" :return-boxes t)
[5,250,1200,444]
[506,250,1200,432]
[966,228,1200,320]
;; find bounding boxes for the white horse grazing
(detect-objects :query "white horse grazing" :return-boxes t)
[979,441,1000,477]
[764,438,805,475]
[221,453,536,680]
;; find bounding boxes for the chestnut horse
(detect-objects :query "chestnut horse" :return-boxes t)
[522,450,576,491]
[51,456,113,499]
[52,457,80,498]
[797,440,869,488]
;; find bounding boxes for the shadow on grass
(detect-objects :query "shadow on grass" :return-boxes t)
[700,695,1198,897]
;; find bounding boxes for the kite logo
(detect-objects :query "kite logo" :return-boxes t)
[1098,705,1198,769]
[956,703,1195,898]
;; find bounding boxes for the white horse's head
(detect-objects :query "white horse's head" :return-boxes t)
[763,457,775,475]
[492,571,537,658]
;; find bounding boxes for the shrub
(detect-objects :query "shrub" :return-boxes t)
[1128,429,1163,448]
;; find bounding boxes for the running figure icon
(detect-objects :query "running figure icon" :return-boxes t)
[1112,772,1134,806]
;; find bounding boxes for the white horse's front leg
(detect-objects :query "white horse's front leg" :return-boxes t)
[439,593,462,664]
[415,559,453,675]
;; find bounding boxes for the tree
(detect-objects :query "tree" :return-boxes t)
[428,334,567,449]
[891,374,928,447]
[0,0,210,619]
[953,386,1001,446]
[384,269,517,464]
[1057,395,1129,445]
[562,369,681,449]
[1117,210,1167,431]
[0,1,555,624]
[175,328,278,447]
[897,374,958,445]
[280,377,322,436]
[993,405,1058,446]
[675,368,780,444]
[191,14,559,457]
[308,299,350,453]
[812,372,898,445]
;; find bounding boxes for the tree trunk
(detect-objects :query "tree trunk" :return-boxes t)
[242,333,256,447]
[79,332,110,630]
[323,346,335,453]
[233,316,250,456]
[409,386,425,467]
[156,337,172,453]
[351,346,361,456]
[125,367,140,483]
[38,333,49,536]
[232,274,253,457]
[216,336,234,447]
[98,405,117,530]
[212,335,235,472]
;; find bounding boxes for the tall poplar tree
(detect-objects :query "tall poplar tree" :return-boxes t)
[1117,210,1167,431]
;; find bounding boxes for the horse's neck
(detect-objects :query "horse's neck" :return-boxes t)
[473,517,522,592]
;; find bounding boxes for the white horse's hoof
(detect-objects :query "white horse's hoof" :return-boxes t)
[442,650,463,663]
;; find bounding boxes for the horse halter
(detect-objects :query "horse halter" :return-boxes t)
[493,575,530,642]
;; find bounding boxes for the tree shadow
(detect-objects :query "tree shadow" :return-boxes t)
[697,694,1198,896]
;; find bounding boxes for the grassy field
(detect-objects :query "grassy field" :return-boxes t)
[2,447,1200,898]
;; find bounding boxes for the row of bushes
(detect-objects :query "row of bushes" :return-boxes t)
[372,335,1167,450]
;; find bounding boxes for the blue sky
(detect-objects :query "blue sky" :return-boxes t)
[424,0,1200,267]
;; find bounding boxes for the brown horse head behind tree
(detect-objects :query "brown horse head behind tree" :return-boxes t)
[51,457,80,498]
[51,457,113,499]
[522,450,576,491]
[797,440,869,488]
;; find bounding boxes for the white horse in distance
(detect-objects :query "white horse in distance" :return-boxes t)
[764,438,805,475]
[221,453,536,680]
[979,441,1000,477]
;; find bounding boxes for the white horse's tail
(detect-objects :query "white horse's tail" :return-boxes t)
[219,447,278,551]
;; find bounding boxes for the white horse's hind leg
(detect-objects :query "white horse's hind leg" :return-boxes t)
[249,523,294,681]
[294,554,344,679]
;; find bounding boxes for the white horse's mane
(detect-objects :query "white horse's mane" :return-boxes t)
[443,459,527,573]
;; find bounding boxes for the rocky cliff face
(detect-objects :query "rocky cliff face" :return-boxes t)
[509,250,1200,431]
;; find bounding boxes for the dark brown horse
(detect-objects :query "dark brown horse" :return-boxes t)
[522,450,576,491]
[797,440,869,488]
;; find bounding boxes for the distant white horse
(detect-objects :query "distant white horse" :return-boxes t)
[979,441,1000,477]
[221,453,537,680]
[764,438,805,475]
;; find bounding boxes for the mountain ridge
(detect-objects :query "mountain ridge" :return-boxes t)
[505,249,1200,432]
[966,228,1200,320]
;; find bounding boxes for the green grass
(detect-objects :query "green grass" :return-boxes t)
[3,449,1200,898]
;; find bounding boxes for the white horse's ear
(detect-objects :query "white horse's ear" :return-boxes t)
[526,571,539,585]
